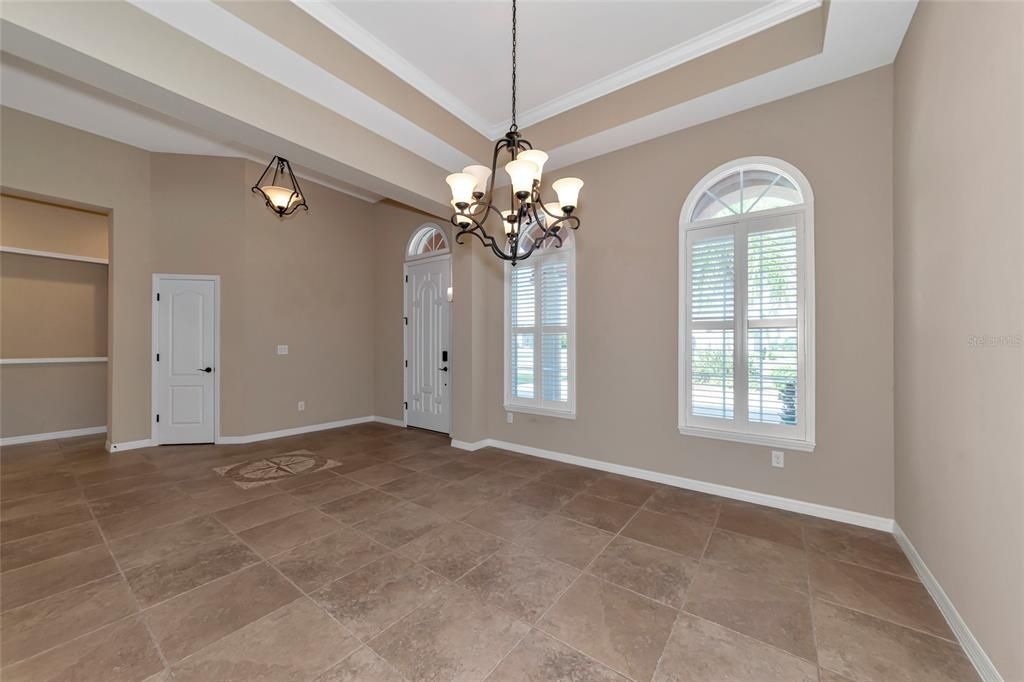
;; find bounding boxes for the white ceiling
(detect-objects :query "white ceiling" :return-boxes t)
[308,0,815,136]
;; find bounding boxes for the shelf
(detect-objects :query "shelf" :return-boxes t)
[0,357,108,365]
[0,246,108,265]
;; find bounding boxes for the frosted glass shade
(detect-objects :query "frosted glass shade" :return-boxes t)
[451,201,473,227]
[543,202,563,224]
[505,159,538,197]
[462,164,492,193]
[261,185,301,211]
[446,172,477,205]
[518,150,548,182]
[552,177,584,210]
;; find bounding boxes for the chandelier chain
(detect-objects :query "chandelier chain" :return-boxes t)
[511,0,517,130]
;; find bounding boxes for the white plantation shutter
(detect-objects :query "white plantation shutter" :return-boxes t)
[680,159,813,451]
[506,245,575,416]
[747,225,799,426]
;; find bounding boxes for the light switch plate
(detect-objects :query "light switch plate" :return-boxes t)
[771,450,785,468]
[297,401,305,412]
[276,345,288,355]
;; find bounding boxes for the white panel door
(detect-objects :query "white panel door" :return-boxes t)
[156,277,216,444]
[406,257,451,433]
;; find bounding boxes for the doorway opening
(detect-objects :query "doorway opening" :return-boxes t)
[404,224,452,434]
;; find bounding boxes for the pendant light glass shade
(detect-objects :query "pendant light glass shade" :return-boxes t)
[552,177,584,210]
[505,159,538,197]
[446,172,477,205]
[518,150,548,182]
[252,156,308,217]
[462,165,492,193]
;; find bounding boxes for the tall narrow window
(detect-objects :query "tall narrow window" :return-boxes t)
[505,224,575,418]
[679,158,815,451]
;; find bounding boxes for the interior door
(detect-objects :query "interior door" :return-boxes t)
[155,277,216,444]
[406,256,451,433]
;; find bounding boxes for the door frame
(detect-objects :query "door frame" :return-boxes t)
[151,273,221,445]
[403,253,453,434]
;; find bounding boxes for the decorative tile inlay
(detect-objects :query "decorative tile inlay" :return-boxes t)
[214,450,340,488]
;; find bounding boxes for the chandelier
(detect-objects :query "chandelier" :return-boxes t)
[445,0,583,265]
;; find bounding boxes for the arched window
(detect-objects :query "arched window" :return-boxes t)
[505,220,575,419]
[679,157,815,451]
[407,224,450,260]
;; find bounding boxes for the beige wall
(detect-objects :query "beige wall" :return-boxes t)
[1,194,109,259]
[893,2,1024,678]
[1,363,106,438]
[426,67,895,517]
[1,110,384,443]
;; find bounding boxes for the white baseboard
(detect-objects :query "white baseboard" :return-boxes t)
[893,523,1002,682]
[453,437,894,532]
[1,426,106,447]
[216,416,379,445]
[374,416,406,428]
[106,438,155,452]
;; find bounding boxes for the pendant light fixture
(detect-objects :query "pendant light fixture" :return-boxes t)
[252,155,308,217]
[446,0,583,265]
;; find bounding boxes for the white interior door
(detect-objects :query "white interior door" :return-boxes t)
[155,277,216,444]
[406,256,451,433]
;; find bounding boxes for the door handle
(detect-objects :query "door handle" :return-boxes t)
[439,366,448,372]
[197,367,213,373]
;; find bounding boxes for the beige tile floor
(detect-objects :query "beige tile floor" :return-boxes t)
[0,424,978,681]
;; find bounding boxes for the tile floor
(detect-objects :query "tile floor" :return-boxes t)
[0,423,978,681]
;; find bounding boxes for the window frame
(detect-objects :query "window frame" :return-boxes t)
[678,157,815,452]
[503,237,577,420]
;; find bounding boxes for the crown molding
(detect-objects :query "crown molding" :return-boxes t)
[294,0,820,140]
[292,0,494,138]
[497,0,822,134]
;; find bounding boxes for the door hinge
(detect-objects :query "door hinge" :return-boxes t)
[156,292,160,301]
[403,316,408,325]
[404,360,408,367]
[404,402,408,410]
[156,353,160,362]
[155,414,160,423]
[405,275,408,283]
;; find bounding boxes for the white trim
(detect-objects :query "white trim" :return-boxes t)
[106,437,155,453]
[216,416,387,445]
[497,0,822,135]
[129,0,475,172]
[504,404,577,421]
[452,437,892,532]
[292,0,494,137]
[405,223,451,261]
[295,0,819,138]
[1,425,106,447]
[893,524,1003,682]
[545,1,917,173]
[678,157,816,453]
[678,425,815,452]
[373,416,406,428]
[0,357,107,365]
[152,274,221,446]
[0,245,107,264]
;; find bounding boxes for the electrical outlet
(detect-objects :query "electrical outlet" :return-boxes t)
[771,450,785,468]
[297,401,305,412]
[506,412,514,424]
[276,345,289,355]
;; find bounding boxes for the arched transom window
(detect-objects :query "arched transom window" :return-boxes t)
[407,224,450,259]
[679,157,815,451]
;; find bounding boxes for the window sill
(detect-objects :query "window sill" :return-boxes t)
[678,425,815,452]
[505,404,576,421]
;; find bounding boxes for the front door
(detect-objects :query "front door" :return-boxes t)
[406,256,451,433]
[155,277,217,444]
